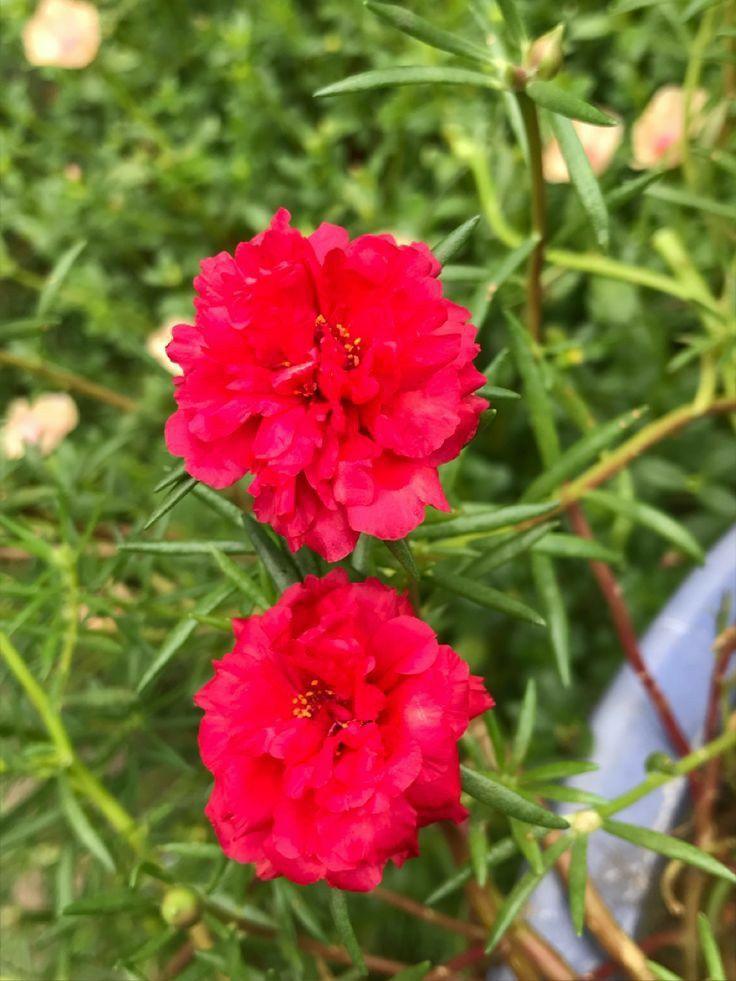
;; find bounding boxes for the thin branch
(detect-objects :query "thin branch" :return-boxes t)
[0,349,138,412]
[554,835,656,981]
[586,930,682,980]
[566,503,695,764]
[695,625,736,844]
[372,885,485,941]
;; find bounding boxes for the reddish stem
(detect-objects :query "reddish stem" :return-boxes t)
[566,504,696,772]
[586,929,683,980]
[696,626,735,843]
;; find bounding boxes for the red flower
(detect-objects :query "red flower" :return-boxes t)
[195,570,493,891]
[165,209,487,561]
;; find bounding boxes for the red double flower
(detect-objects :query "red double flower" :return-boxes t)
[195,571,493,891]
[166,209,486,561]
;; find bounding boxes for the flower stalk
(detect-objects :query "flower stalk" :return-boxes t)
[517,92,547,340]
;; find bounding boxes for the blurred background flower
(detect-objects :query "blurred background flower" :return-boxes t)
[1,392,79,459]
[23,0,100,69]
[543,118,624,183]
[631,84,707,169]
[146,317,184,375]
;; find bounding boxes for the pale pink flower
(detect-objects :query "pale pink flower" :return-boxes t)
[1,393,79,459]
[543,118,624,184]
[631,85,707,170]
[23,0,101,70]
[146,318,183,375]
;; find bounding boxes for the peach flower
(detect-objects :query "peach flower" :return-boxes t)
[631,85,707,170]
[23,0,100,70]
[1,393,79,459]
[543,119,624,184]
[146,318,183,375]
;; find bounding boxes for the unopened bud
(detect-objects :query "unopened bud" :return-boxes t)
[526,24,564,80]
[645,751,677,775]
[160,886,201,928]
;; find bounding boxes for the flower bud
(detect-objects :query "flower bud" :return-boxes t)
[526,24,564,80]
[645,751,677,775]
[160,887,201,929]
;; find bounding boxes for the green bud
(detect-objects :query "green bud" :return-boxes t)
[525,24,565,80]
[160,886,201,928]
[645,751,677,775]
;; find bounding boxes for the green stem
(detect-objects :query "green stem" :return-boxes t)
[560,397,736,506]
[545,249,727,321]
[468,148,523,250]
[51,546,80,704]
[0,630,74,766]
[517,92,546,341]
[69,761,144,852]
[598,726,736,818]
[0,350,138,413]
[0,629,145,853]
[681,5,716,187]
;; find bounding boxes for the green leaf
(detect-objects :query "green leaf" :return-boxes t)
[391,963,432,981]
[697,912,726,981]
[329,891,367,977]
[461,766,569,829]
[521,760,598,783]
[478,384,522,400]
[485,835,572,952]
[430,569,546,627]
[526,82,616,126]
[470,522,557,575]
[153,463,188,493]
[602,819,736,883]
[646,184,736,222]
[646,961,684,981]
[161,842,224,859]
[549,114,610,249]
[525,406,647,502]
[512,680,536,767]
[606,169,665,209]
[209,548,271,609]
[143,477,197,531]
[384,538,419,579]
[495,0,526,50]
[36,239,86,316]
[472,236,540,326]
[530,554,571,685]
[58,775,115,873]
[0,315,56,339]
[433,215,481,265]
[366,2,492,64]
[242,513,301,592]
[509,817,544,874]
[468,820,489,886]
[586,489,705,563]
[192,483,245,526]
[568,835,588,935]
[120,540,250,556]
[137,582,234,693]
[504,309,561,467]
[531,533,622,565]
[280,882,329,943]
[64,892,154,915]
[530,784,606,806]
[413,500,558,540]
[315,66,502,98]
[425,836,522,904]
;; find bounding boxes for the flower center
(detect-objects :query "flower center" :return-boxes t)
[315,314,363,370]
[291,678,336,719]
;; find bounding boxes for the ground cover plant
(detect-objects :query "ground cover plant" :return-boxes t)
[1,0,735,978]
